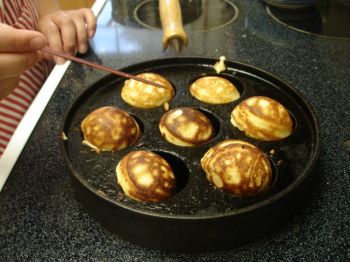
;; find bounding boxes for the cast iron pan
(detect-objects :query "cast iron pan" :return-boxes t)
[59,57,320,252]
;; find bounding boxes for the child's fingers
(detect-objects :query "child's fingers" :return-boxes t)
[0,24,47,52]
[39,20,65,64]
[57,16,78,55]
[36,8,96,62]
[71,8,96,53]
[0,52,39,79]
[37,50,54,62]
[72,14,88,54]
[0,24,44,99]
[80,8,97,38]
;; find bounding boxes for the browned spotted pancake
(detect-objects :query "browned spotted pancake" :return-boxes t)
[159,107,214,147]
[201,140,272,196]
[121,73,175,108]
[81,106,140,152]
[116,150,176,202]
[231,96,293,141]
[189,76,240,104]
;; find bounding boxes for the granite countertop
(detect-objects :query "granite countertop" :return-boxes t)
[0,0,349,261]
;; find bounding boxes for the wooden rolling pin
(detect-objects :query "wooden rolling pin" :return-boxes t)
[159,0,188,51]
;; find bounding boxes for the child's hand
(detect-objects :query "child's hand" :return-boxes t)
[0,24,47,99]
[37,8,96,64]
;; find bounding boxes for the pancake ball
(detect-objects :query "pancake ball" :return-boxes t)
[81,106,140,152]
[189,76,240,104]
[121,72,175,108]
[116,150,176,202]
[159,107,214,147]
[231,96,293,141]
[201,140,272,196]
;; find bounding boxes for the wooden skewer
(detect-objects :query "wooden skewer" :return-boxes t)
[41,48,165,89]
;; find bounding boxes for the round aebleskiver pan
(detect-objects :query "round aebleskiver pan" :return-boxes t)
[59,57,320,252]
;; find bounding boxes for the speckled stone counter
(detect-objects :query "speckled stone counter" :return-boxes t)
[1,0,349,261]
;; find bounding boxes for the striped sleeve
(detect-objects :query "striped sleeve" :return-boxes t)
[0,0,53,156]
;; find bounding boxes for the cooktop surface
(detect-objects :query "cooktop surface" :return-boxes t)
[266,0,350,38]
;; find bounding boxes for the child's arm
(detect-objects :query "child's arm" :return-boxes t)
[0,24,47,99]
[35,0,97,64]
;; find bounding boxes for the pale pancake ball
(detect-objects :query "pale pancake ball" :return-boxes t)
[116,150,176,202]
[159,107,214,147]
[231,96,293,141]
[81,106,140,152]
[121,72,175,108]
[201,140,272,196]
[189,76,240,104]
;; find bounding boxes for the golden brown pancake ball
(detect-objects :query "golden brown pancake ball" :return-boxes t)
[116,150,176,202]
[81,106,140,152]
[121,73,175,108]
[231,96,293,141]
[189,76,240,104]
[159,107,214,147]
[201,140,272,196]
